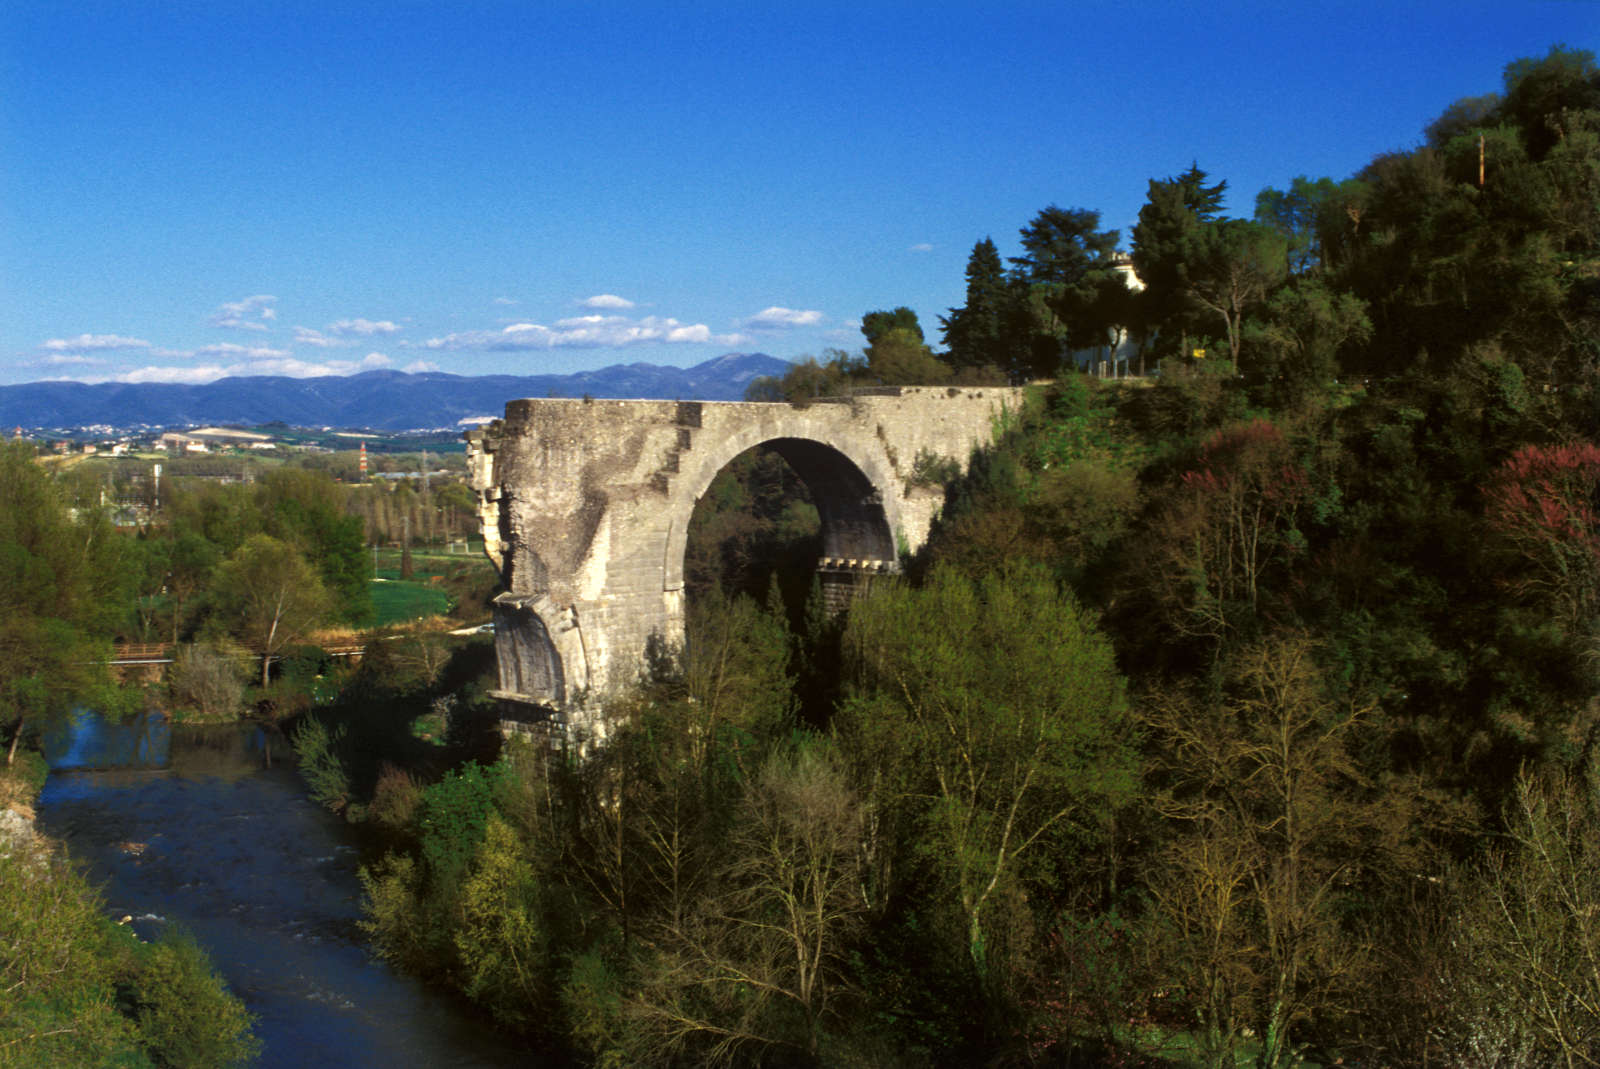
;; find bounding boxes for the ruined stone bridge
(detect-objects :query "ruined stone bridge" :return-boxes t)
[465,385,1023,742]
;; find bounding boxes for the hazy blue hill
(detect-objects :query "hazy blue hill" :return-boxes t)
[0,353,792,430]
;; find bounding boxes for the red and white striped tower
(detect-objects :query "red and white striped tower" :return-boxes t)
[359,441,368,480]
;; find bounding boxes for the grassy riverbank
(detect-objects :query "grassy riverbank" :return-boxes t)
[0,760,260,1068]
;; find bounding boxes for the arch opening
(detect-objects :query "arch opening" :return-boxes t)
[492,592,564,707]
[684,444,818,611]
[682,436,896,623]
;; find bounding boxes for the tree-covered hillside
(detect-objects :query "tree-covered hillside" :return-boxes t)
[323,46,1600,1067]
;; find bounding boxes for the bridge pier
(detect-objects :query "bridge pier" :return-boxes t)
[467,386,1022,744]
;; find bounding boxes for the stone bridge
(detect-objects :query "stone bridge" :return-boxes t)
[465,385,1023,742]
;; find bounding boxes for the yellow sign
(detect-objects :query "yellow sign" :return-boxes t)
[1192,348,1206,359]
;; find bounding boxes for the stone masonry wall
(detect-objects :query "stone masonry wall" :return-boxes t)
[466,385,1024,734]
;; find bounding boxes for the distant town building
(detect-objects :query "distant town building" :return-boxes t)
[158,432,209,453]
[187,427,272,444]
[157,427,275,453]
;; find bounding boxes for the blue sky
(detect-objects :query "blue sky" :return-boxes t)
[2,1,1595,386]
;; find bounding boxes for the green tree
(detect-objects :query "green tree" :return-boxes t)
[1188,219,1288,369]
[0,443,122,765]
[1013,206,1121,290]
[0,833,257,1068]
[1253,175,1343,275]
[168,480,260,555]
[1241,278,1372,403]
[1424,93,1503,149]
[131,928,261,1068]
[120,534,174,642]
[860,307,951,385]
[623,740,868,1065]
[454,815,549,1029]
[839,566,1136,1005]
[941,237,1012,375]
[860,306,924,347]
[210,534,332,688]
[1131,164,1229,360]
[1011,205,1124,378]
[681,589,795,752]
[1500,44,1600,160]
[743,349,869,403]
[258,467,371,622]
[1328,55,1597,382]
[865,326,951,385]
[0,832,142,1065]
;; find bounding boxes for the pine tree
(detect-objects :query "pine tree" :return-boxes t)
[941,238,1010,373]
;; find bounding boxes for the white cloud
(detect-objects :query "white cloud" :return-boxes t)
[493,297,518,306]
[294,320,401,347]
[209,295,278,332]
[190,342,292,360]
[40,333,151,353]
[403,360,440,373]
[108,351,394,384]
[909,242,934,253]
[116,365,230,384]
[293,326,336,348]
[329,318,400,337]
[740,306,825,330]
[581,294,635,309]
[666,323,711,343]
[426,314,718,351]
[35,354,106,366]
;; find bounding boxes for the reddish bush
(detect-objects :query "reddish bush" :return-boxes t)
[1483,442,1600,621]
[1181,419,1309,505]
[1140,420,1310,645]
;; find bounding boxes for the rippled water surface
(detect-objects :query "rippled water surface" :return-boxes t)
[35,718,537,1068]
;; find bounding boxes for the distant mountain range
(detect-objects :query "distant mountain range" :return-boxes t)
[0,353,793,432]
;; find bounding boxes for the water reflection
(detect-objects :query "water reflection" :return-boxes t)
[40,710,296,782]
[36,714,536,1069]
[41,708,173,770]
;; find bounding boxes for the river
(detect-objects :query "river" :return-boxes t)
[34,712,540,1068]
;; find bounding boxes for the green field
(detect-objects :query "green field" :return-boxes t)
[368,578,453,626]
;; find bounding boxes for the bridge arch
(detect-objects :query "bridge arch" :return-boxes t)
[663,425,903,593]
[467,386,1023,735]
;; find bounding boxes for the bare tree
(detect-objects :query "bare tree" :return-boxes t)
[168,641,250,720]
[1441,767,1600,1066]
[1144,636,1384,1068]
[625,743,866,1065]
